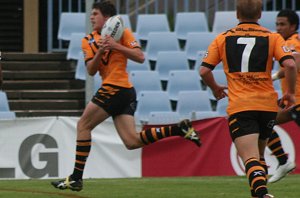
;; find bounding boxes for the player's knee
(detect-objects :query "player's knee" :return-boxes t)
[123,139,140,150]
[289,104,300,126]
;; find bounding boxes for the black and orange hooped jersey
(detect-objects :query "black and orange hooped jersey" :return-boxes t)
[81,28,140,88]
[201,22,294,115]
[280,33,300,104]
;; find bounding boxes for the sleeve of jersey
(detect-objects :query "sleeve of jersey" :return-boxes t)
[121,29,141,49]
[274,34,294,65]
[81,37,95,63]
[201,38,221,70]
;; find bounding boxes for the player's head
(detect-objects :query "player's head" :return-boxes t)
[236,0,262,22]
[92,0,116,18]
[90,1,117,31]
[276,9,299,39]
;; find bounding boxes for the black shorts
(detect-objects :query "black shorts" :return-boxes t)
[228,111,277,141]
[91,84,137,117]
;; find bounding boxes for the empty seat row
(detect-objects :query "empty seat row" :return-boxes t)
[135,90,227,124]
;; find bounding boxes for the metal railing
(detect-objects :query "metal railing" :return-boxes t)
[47,0,300,52]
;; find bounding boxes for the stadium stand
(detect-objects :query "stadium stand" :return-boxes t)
[185,32,217,61]
[75,52,86,80]
[136,14,170,41]
[57,12,86,41]
[148,111,181,125]
[127,58,150,72]
[215,98,228,116]
[166,70,202,102]
[135,91,172,123]
[129,71,162,100]
[259,11,278,32]
[176,90,214,119]
[0,91,16,119]
[145,32,180,62]
[67,32,86,60]
[212,11,238,33]
[155,51,189,81]
[174,12,209,41]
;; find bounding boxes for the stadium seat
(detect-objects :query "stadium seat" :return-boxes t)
[190,111,219,121]
[67,32,86,60]
[260,11,278,32]
[0,111,16,119]
[216,98,228,116]
[135,91,172,123]
[94,74,102,93]
[119,14,132,30]
[166,70,202,101]
[127,58,150,72]
[129,71,162,100]
[176,90,213,119]
[174,12,209,40]
[136,14,170,41]
[148,111,181,125]
[194,51,207,71]
[75,52,86,80]
[58,12,86,40]
[212,11,238,33]
[155,51,189,81]
[145,32,180,62]
[185,32,217,61]
[0,91,11,111]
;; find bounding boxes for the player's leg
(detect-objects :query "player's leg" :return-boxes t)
[52,86,112,191]
[228,111,271,198]
[267,129,296,183]
[114,114,201,149]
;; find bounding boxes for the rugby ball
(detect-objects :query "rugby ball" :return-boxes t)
[101,15,124,41]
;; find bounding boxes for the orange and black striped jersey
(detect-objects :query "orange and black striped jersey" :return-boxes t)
[280,33,300,104]
[201,22,294,115]
[81,28,140,88]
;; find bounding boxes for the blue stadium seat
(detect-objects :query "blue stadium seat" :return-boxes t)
[58,12,86,40]
[0,91,11,111]
[174,12,209,40]
[136,14,170,41]
[260,11,278,32]
[135,91,172,123]
[216,98,228,116]
[185,32,217,61]
[212,11,238,33]
[166,70,202,101]
[94,74,102,93]
[67,32,86,60]
[155,51,189,81]
[129,71,162,100]
[127,58,150,72]
[148,111,181,125]
[145,32,180,62]
[176,90,213,119]
[75,52,86,80]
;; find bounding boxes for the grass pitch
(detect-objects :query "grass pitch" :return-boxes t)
[0,175,299,198]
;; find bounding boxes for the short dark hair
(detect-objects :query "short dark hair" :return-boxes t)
[92,0,116,17]
[277,9,299,31]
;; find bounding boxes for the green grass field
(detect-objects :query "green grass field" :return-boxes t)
[0,175,299,198]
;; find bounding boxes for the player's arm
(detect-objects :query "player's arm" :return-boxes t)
[272,51,300,80]
[200,66,227,100]
[280,58,297,108]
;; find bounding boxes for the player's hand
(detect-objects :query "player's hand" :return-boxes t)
[279,92,296,109]
[212,85,228,100]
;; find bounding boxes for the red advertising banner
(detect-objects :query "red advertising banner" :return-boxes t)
[142,117,299,177]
